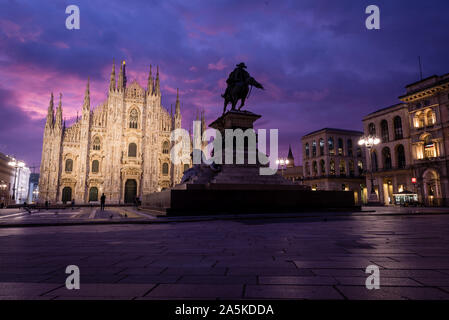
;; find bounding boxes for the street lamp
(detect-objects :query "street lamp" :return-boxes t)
[8,158,25,202]
[358,136,381,204]
[276,158,289,176]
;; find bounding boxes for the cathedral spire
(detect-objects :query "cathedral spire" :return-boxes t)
[109,59,116,92]
[201,109,206,134]
[46,92,55,129]
[287,144,294,167]
[55,93,63,129]
[147,65,153,95]
[175,88,181,117]
[83,78,90,111]
[117,60,127,91]
[155,65,161,96]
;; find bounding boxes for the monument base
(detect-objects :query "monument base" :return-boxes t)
[142,110,359,216]
[142,183,359,216]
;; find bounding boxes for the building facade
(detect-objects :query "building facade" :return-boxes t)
[362,103,413,205]
[362,73,449,206]
[0,152,13,206]
[39,61,190,204]
[400,74,449,206]
[302,128,367,204]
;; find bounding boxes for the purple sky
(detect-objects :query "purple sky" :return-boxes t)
[1,0,449,169]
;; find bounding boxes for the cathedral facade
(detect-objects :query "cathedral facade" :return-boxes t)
[38,61,191,204]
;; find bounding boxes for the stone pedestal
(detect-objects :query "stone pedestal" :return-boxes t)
[142,110,359,215]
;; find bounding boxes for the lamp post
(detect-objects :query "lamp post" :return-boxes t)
[276,158,289,176]
[8,158,25,202]
[358,136,381,204]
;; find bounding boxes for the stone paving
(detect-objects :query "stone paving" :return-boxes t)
[1,213,449,299]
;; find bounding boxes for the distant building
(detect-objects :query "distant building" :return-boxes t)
[301,128,367,204]
[362,103,413,205]
[0,152,14,206]
[277,145,303,182]
[28,173,40,203]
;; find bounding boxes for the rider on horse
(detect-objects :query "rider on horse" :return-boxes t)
[222,62,264,114]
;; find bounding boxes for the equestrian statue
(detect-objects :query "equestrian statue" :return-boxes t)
[222,62,264,114]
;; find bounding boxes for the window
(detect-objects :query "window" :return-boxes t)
[381,120,389,143]
[349,160,354,177]
[92,160,99,173]
[419,113,425,128]
[162,141,169,154]
[129,109,138,129]
[305,143,309,158]
[312,161,317,176]
[312,141,317,157]
[328,137,335,155]
[358,160,363,175]
[338,138,344,156]
[320,159,325,175]
[382,147,392,169]
[93,137,101,150]
[319,139,324,156]
[426,110,435,126]
[424,135,436,158]
[372,151,378,172]
[393,116,403,140]
[65,159,73,172]
[128,143,137,157]
[329,159,335,175]
[339,160,346,176]
[357,147,362,157]
[396,145,406,168]
[347,139,353,156]
[368,123,376,135]
[162,162,169,175]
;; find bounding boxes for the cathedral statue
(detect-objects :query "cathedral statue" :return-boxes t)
[222,62,264,114]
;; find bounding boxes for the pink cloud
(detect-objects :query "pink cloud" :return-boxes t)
[208,58,226,71]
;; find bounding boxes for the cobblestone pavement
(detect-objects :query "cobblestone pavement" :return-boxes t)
[1,214,449,299]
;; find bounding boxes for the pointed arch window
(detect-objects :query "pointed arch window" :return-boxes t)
[129,109,138,129]
[65,159,73,173]
[92,160,99,173]
[128,143,137,157]
[93,137,101,150]
[162,162,169,175]
[162,141,170,154]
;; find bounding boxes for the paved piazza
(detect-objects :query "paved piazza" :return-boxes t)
[1,211,449,300]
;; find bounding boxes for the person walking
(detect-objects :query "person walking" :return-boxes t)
[100,193,106,211]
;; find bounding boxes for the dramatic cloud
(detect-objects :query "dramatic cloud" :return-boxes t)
[1,0,449,167]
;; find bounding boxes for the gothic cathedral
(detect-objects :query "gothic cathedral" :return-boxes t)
[38,60,190,204]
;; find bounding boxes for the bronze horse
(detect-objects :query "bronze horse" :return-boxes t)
[222,77,264,114]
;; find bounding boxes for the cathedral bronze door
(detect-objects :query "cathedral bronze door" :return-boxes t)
[62,187,72,203]
[89,187,98,202]
[124,179,137,203]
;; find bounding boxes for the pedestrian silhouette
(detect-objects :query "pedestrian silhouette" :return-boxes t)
[100,193,106,211]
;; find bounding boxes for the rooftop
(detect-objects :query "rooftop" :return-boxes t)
[302,128,363,139]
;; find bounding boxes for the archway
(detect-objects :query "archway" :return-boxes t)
[89,187,98,202]
[124,179,137,204]
[423,169,441,206]
[62,187,72,203]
